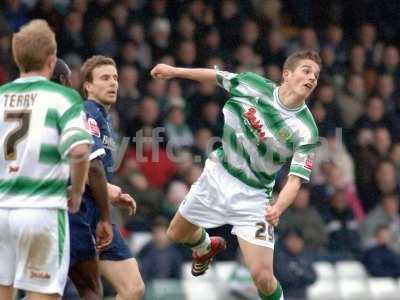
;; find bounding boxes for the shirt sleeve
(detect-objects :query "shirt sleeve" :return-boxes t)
[215,67,276,98]
[58,92,92,158]
[289,144,317,182]
[85,112,106,161]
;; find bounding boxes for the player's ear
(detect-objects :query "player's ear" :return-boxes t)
[282,69,290,83]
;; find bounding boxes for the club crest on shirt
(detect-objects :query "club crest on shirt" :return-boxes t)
[86,118,101,137]
[278,127,292,142]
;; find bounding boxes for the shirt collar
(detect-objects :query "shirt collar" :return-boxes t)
[14,76,47,83]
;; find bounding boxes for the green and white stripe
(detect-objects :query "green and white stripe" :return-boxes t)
[214,71,319,190]
[0,77,92,209]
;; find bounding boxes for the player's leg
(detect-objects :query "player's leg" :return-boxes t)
[68,201,102,300]
[12,209,70,299]
[69,260,102,300]
[168,159,228,276]
[99,258,144,300]
[237,237,284,300]
[0,209,16,300]
[98,224,144,300]
[0,286,15,300]
[24,292,61,300]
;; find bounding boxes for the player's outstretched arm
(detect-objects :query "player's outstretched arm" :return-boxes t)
[68,144,90,213]
[265,175,302,226]
[151,63,217,84]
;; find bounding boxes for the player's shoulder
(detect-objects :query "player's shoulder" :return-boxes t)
[236,72,277,95]
[296,106,319,139]
[37,80,83,105]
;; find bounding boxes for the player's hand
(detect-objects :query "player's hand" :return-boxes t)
[67,186,82,213]
[112,193,137,216]
[150,64,177,80]
[265,205,281,227]
[96,220,113,252]
[107,183,122,202]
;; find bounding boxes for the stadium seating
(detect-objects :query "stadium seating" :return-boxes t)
[367,277,399,300]
[335,261,368,279]
[338,278,370,300]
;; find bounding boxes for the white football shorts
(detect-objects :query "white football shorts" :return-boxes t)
[179,158,275,248]
[0,208,69,295]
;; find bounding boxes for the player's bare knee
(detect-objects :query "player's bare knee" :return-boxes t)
[166,224,182,243]
[249,265,274,291]
[119,281,145,300]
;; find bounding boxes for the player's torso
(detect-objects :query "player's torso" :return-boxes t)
[84,100,116,181]
[221,88,313,178]
[0,78,70,208]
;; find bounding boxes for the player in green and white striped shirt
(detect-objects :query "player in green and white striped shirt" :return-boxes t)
[0,20,91,300]
[150,49,321,300]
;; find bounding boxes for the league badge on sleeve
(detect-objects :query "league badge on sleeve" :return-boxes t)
[87,117,101,138]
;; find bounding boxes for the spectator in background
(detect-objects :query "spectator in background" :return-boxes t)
[357,23,383,67]
[161,180,189,219]
[58,11,87,58]
[3,0,29,31]
[312,130,355,186]
[378,45,400,84]
[279,187,327,252]
[164,104,194,151]
[138,217,183,282]
[337,74,367,129]
[362,226,400,278]
[124,127,176,190]
[116,64,141,134]
[322,189,362,261]
[275,229,317,300]
[347,45,367,75]
[361,194,400,255]
[375,74,397,113]
[126,22,152,69]
[91,17,117,57]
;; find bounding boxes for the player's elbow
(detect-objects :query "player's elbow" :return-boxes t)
[69,144,90,161]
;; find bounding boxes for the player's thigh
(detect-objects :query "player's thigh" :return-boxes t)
[69,259,102,296]
[177,159,228,231]
[0,209,15,287]
[168,211,201,240]
[99,258,144,294]
[237,236,274,277]
[12,209,69,296]
[25,291,60,300]
[0,285,15,300]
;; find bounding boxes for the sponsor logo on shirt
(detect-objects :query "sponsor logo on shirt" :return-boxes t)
[243,107,266,142]
[304,155,314,170]
[30,270,51,279]
[86,118,100,137]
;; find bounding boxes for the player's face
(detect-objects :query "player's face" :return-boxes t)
[86,65,118,105]
[284,59,320,99]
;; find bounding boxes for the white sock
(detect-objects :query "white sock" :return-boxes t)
[191,229,211,256]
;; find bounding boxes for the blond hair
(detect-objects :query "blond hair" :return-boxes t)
[80,55,116,97]
[283,50,322,71]
[12,19,56,72]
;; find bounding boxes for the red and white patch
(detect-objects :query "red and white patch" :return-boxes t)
[86,118,100,137]
[304,155,314,170]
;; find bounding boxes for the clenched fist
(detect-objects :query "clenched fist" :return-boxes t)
[150,64,177,79]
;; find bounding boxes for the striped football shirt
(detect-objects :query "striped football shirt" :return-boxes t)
[0,76,92,209]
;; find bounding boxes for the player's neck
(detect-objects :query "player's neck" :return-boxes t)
[88,97,111,111]
[278,85,305,110]
[20,69,51,79]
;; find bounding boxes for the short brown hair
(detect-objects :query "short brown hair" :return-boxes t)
[283,50,322,71]
[80,55,116,96]
[12,19,56,73]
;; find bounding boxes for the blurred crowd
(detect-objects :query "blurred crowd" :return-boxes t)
[2,0,400,298]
